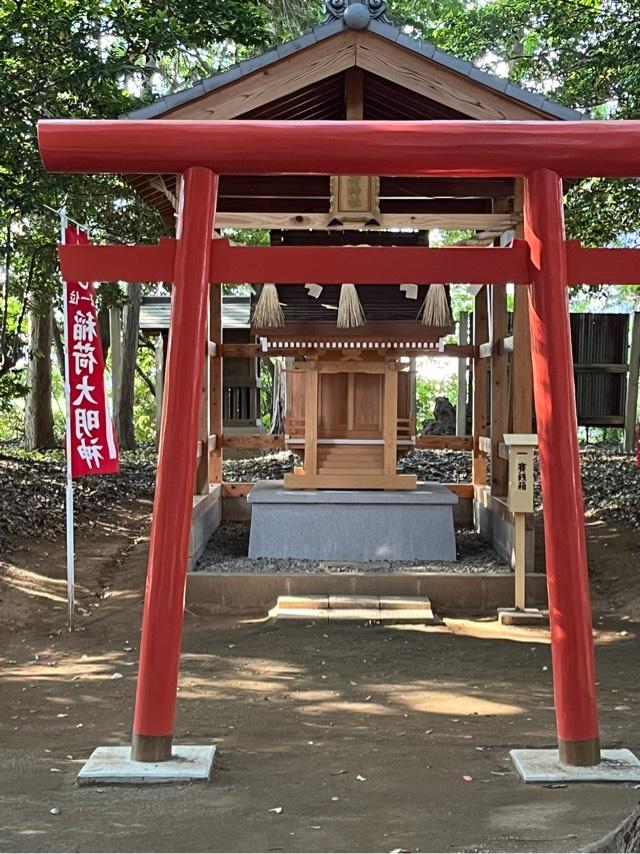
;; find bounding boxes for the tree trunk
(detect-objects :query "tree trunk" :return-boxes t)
[24,300,55,450]
[51,311,65,379]
[585,805,640,852]
[115,283,141,450]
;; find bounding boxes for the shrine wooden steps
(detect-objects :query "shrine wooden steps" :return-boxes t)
[268,594,435,624]
[316,444,384,475]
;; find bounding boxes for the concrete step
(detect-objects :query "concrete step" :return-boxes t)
[269,594,436,624]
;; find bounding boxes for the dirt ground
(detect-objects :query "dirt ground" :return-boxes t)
[1,501,640,854]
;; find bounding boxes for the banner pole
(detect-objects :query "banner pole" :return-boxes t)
[60,208,75,632]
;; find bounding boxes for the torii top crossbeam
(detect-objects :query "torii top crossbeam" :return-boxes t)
[38,119,640,177]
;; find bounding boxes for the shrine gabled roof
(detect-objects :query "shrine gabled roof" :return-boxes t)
[124,11,583,123]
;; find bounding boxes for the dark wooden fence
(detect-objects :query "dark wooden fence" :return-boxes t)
[570,313,628,427]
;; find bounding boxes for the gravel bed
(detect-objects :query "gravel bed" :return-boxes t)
[221,449,472,483]
[194,522,509,574]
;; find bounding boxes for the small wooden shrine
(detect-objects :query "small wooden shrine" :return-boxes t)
[284,352,416,489]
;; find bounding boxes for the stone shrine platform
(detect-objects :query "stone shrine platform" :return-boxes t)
[247,481,458,562]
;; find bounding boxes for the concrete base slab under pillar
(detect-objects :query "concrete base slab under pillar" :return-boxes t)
[77,745,216,785]
[510,748,640,784]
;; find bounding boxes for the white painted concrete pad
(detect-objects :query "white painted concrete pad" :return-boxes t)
[77,745,216,785]
[511,748,640,784]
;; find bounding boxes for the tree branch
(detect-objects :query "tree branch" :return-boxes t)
[135,363,155,397]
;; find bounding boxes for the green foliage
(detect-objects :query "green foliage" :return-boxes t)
[133,342,158,444]
[0,0,271,414]
[419,0,640,247]
[259,359,274,431]
[449,285,475,319]
[264,0,323,42]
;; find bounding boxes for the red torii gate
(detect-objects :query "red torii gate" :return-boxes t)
[39,118,640,768]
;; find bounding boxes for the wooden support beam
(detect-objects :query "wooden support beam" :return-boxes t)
[574,363,629,373]
[213,212,516,231]
[511,177,533,434]
[624,311,640,452]
[447,484,474,499]
[479,337,514,359]
[293,360,403,374]
[222,482,254,497]
[383,368,399,477]
[478,436,492,455]
[472,287,489,486]
[221,343,477,358]
[216,196,495,215]
[284,473,417,490]
[217,175,515,199]
[345,67,364,120]
[456,311,469,436]
[222,434,286,450]
[491,283,509,496]
[303,370,318,476]
[415,436,472,450]
[209,283,223,484]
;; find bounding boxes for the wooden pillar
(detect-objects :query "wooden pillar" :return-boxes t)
[624,311,640,452]
[344,67,364,120]
[409,357,417,435]
[383,366,398,476]
[209,283,223,484]
[132,167,218,762]
[491,283,509,495]
[304,368,318,476]
[525,168,600,767]
[512,178,533,434]
[195,294,210,495]
[456,311,469,436]
[473,287,489,486]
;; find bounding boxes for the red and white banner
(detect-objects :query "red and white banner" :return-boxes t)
[64,226,120,478]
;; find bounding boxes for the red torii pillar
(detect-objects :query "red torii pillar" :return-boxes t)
[524,169,600,766]
[131,167,218,761]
